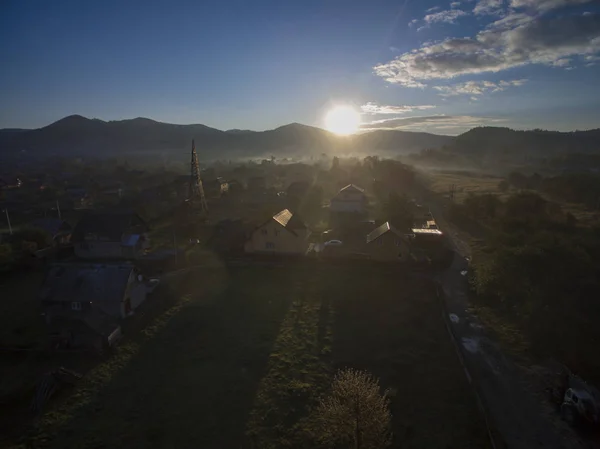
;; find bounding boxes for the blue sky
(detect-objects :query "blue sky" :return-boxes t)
[1,0,599,135]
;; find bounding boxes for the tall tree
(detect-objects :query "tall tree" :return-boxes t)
[384,192,414,231]
[316,368,392,449]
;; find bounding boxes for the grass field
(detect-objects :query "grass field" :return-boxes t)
[420,168,600,226]
[418,169,505,204]
[10,264,489,449]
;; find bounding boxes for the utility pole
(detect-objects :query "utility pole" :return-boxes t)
[4,209,12,235]
[56,200,62,220]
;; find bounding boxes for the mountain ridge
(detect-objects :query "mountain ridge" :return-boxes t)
[0,115,453,157]
[2,116,599,159]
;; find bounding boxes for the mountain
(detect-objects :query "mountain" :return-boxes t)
[449,127,600,164]
[351,129,452,152]
[225,129,254,134]
[0,128,31,148]
[0,116,452,158]
[409,126,600,169]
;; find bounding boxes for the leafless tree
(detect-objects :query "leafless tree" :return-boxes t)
[316,368,392,449]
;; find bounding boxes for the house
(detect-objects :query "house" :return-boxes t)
[29,218,72,246]
[330,184,367,214]
[227,179,243,195]
[40,263,148,350]
[245,209,310,255]
[410,228,444,252]
[72,210,150,260]
[204,177,229,198]
[364,222,410,262]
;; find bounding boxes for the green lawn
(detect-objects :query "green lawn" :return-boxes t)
[12,264,489,449]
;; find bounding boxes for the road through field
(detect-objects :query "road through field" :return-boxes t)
[428,199,592,449]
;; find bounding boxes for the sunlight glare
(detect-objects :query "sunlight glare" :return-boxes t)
[324,105,360,135]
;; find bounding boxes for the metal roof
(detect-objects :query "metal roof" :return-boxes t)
[366,221,401,244]
[411,228,443,235]
[272,209,306,231]
[339,184,365,194]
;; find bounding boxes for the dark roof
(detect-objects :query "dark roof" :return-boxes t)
[40,263,134,304]
[366,221,401,244]
[29,218,71,236]
[273,209,306,231]
[72,210,148,242]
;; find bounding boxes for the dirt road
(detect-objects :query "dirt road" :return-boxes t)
[429,200,594,449]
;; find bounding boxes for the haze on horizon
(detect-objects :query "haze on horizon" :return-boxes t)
[1,0,600,135]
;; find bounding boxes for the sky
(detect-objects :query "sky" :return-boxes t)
[1,0,600,135]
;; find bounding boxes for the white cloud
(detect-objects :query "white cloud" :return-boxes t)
[360,103,437,114]
[485,11,533,29]
[552,58,572,67]
[360,114,507,134]
[451,2,462,8]
[424,9,469,24]
[408,18,419,27]
[499,78,528,86]
[473,0,506,16]
[584,54,600,66]
[433,79,528,96]
[426,6,442,12]
[510,0,594,12]
[373,12,600,86]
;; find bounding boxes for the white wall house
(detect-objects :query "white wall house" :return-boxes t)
[330,184,367,214]
[245,209,311,255]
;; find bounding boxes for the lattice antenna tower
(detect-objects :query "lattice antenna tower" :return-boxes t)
[188,139,208,214]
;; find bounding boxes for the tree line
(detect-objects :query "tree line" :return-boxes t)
[451,191,600,382]
[504,171,600,210]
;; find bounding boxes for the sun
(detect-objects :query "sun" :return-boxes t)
[324,105,361,135]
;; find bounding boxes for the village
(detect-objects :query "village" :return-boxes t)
[0,144,482,449]
[3,142,599,449]
[1,144,453,351]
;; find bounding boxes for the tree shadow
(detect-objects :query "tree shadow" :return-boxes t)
[24,265,295,449]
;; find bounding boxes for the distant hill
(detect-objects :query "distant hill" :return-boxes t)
[450,127,600,160]
[0,115,453,158]
[0,128,30,148]
[409,126,600,169]
[351,129,452,153]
